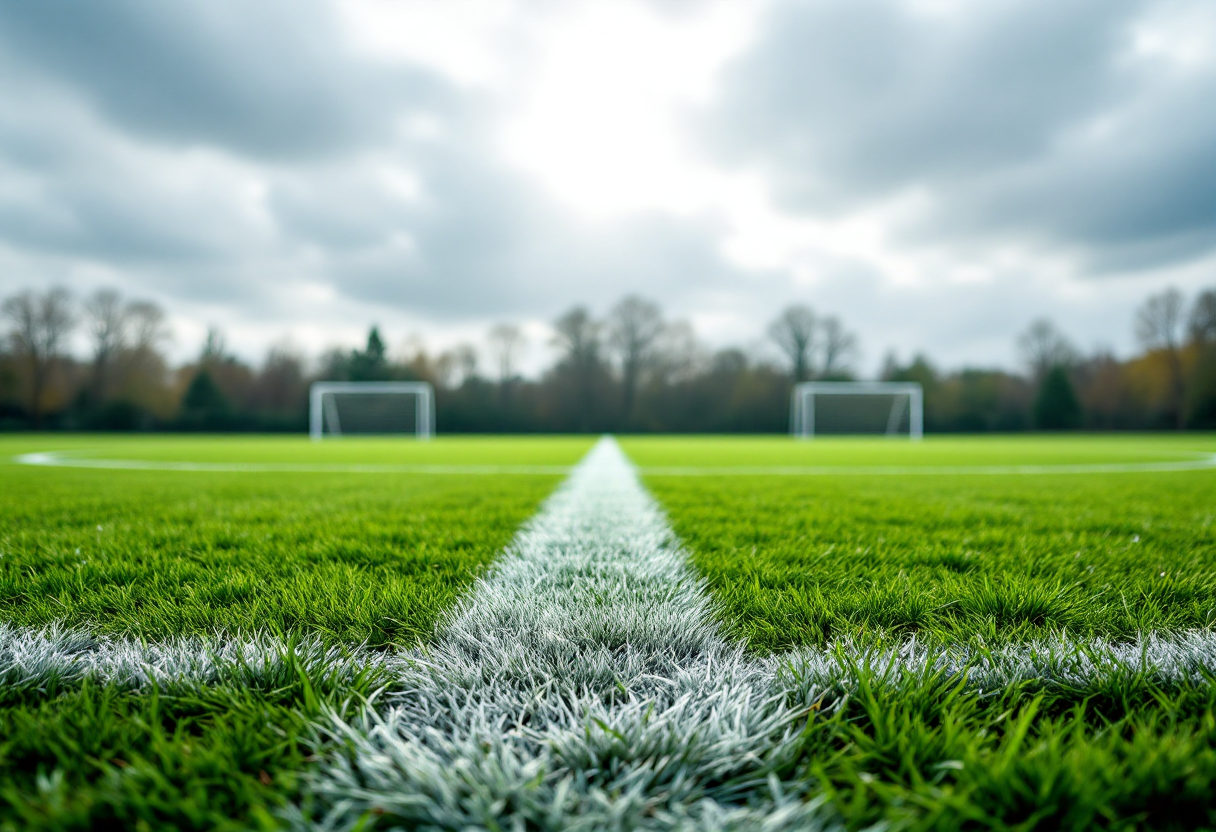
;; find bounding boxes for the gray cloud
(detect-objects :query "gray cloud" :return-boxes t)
[707,0,1216,270]
[0,0,440,159]
[0,1,750,326]
[272,140,754,321]
[0,78,262,272]
[0,0,1209,370]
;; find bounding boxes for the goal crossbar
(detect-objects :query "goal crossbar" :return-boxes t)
[791,381,923,440]
[310,381,435,440]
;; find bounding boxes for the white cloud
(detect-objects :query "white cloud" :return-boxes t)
[500,1,757,220]
[339,0,521,87]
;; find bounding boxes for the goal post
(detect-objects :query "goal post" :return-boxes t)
[791,381,923,440]
[309,381,435,441]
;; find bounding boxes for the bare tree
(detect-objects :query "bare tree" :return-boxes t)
[1190,289,1216,344]
[552,307,602,431]
[456,344,478,380]
[1136,288,1185,351]
[2,287,76,427]
[552,307,601,369]
[116,299,171,414]
[607,295,664,425]
[651,320,705,385]
[1136,288,1186,428]
[201,326,228,362]
[84,288,130,400]
[767,304,816,382]
[488,323,526,385]
[1017,318,1078,379]
[251,343,306,413]
[127,301,169,353]
[436,344,478,388]
[818,316,857,378]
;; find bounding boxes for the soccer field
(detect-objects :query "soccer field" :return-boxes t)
[2,433,1215,829]
[623,435,1216,651]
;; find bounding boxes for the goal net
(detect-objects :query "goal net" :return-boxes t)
[310,382,435,440]
[791,382,923,439]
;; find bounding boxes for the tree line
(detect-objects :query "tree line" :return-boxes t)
[2,286,1214,433]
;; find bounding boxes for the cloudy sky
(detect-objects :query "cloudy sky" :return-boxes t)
[1,0,1213,375]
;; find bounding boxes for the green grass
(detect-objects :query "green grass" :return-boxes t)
[624,435,1216,827]
[0,640,391,832]
[784,658,1216,831]
[0,684,308,831]
[5,433,1216,829]
[0,435,591,829]
[0,436,590,646]
[623,435,1216,652]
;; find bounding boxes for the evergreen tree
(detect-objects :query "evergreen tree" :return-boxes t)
[1185,343,1216,428]
[349,326,390,381]
[365,327,386,364]
[1033,364,1082,429]
[180,368,232,429]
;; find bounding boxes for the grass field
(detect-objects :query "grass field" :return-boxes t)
[0,435,589,829]
[0,436,589,645]
[2,433,1215,830]
[624,434,1216,829]
[623,435,1216,652]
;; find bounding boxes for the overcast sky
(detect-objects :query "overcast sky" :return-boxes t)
[1,0,1213,375]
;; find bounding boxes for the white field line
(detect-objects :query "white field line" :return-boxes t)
[641,454,1216,476]
[8,623,1216,713]
[6,622,1216,717]
[5,437,1216,830]
[14,448,1216,476]
[294,436,838,830]
[287,438,1216,830]
[12,450,572,475]
[0,623,382,693]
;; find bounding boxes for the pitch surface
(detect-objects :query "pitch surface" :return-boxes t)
[2,433,1215,830]
[622,435,1216,652]
[1,436,586,645]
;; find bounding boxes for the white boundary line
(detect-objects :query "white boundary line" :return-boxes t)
[292,438,1216,829]
[641,454,1216,476]
[11,451,572,475]
[14,448,1216,476]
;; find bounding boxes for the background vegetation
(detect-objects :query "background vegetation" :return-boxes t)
[2,285,1214,434]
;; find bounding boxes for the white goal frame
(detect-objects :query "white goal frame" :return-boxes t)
[791,381,923,440]
[309,381,435,441]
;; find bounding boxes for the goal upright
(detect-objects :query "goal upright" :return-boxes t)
[790,381,923,440]
[309,381,435,441]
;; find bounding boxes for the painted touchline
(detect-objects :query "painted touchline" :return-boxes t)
[639,455,1216,475]
[11,450,573,475]
[14,448,1216,476]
